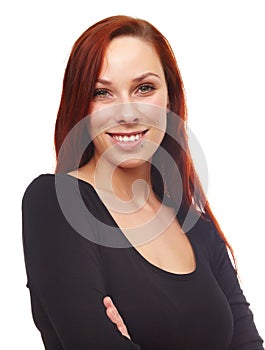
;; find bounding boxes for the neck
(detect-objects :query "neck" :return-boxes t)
[91,156,153,202]
[76,153,163,217]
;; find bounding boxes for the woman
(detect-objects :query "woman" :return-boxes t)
[22,15,264,349]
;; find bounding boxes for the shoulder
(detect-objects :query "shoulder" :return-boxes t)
[22,174,56,207]
[189,214,223,243]
[187,211,223,243]
[22,173,93,210]
[22,173,84,212]
[187,212,225,264]
[22,174,62,224]
[22,173,91,205]
[22,173,104,237]
[23,173,55,197]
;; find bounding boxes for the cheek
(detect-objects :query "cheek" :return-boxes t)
[88,118,100,139]
[149,88,168,108]
[152,92,168,130]
[88,101,99,115]
[88,109,115,138]
[91,134,105,152]
[143,103,167,133]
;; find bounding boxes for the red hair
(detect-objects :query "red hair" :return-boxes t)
[54,15,235,262]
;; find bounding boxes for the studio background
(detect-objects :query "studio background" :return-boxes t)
[1,0,264,348]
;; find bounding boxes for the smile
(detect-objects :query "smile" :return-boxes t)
[107,130,148,143]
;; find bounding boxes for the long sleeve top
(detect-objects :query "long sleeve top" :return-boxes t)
[22,173,264,350]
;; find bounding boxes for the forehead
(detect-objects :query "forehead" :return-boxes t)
[99,36,163,77]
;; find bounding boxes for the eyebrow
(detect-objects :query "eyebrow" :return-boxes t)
[132,72,161,82]
[96,72,161,85]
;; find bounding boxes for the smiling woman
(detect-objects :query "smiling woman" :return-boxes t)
[22,15,264,350]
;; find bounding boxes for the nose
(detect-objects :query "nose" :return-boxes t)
[115,102,140,124]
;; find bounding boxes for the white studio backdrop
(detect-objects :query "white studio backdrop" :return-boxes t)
[0,0,264,348]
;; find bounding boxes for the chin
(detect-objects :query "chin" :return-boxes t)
[116,158,149,169]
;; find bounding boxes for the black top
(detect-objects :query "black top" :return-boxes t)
[22,174,264,350]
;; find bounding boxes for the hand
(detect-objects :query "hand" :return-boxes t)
[103,296,131,340]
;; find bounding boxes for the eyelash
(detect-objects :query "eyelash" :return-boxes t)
[137,84,155,94]
[93,88,110,98]
[93,84,156,99]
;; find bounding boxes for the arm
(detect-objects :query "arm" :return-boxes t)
[22,175,140,350]
[210,221,264,350]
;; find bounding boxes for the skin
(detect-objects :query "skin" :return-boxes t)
[103,296,131,339]
[86,35,169,200]
[69,36,196,338]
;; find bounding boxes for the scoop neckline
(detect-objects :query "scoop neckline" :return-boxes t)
[130,238,198,280]
[44,173,199,279]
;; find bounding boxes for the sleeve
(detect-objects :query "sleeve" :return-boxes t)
[209,221,264,350]
[22,175,141,350]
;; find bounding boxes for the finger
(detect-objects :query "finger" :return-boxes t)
[106,305,118,324]
[106,304,123,326]
[103,296,113,308]
[103,297,131,339]
[104,297,121,320]
[118,325,131,339]
[103,297,120,323]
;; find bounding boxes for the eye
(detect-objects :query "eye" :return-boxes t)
[93,88,111,99]
[137,84,155,94]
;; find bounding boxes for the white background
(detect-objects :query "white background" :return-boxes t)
[0,0,264,348]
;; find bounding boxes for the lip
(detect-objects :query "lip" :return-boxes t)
[106,129,148,137]
[107,129,148,150]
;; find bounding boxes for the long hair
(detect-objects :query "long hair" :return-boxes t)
[54,15,235,260]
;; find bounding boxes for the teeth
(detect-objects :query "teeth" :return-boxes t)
[112,133,143,142]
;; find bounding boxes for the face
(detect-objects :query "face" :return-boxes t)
[88,36,169,169]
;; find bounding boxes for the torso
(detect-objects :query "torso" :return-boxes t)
[68,169,196,275]
[107,204,196,274]
[25,173,235,350]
